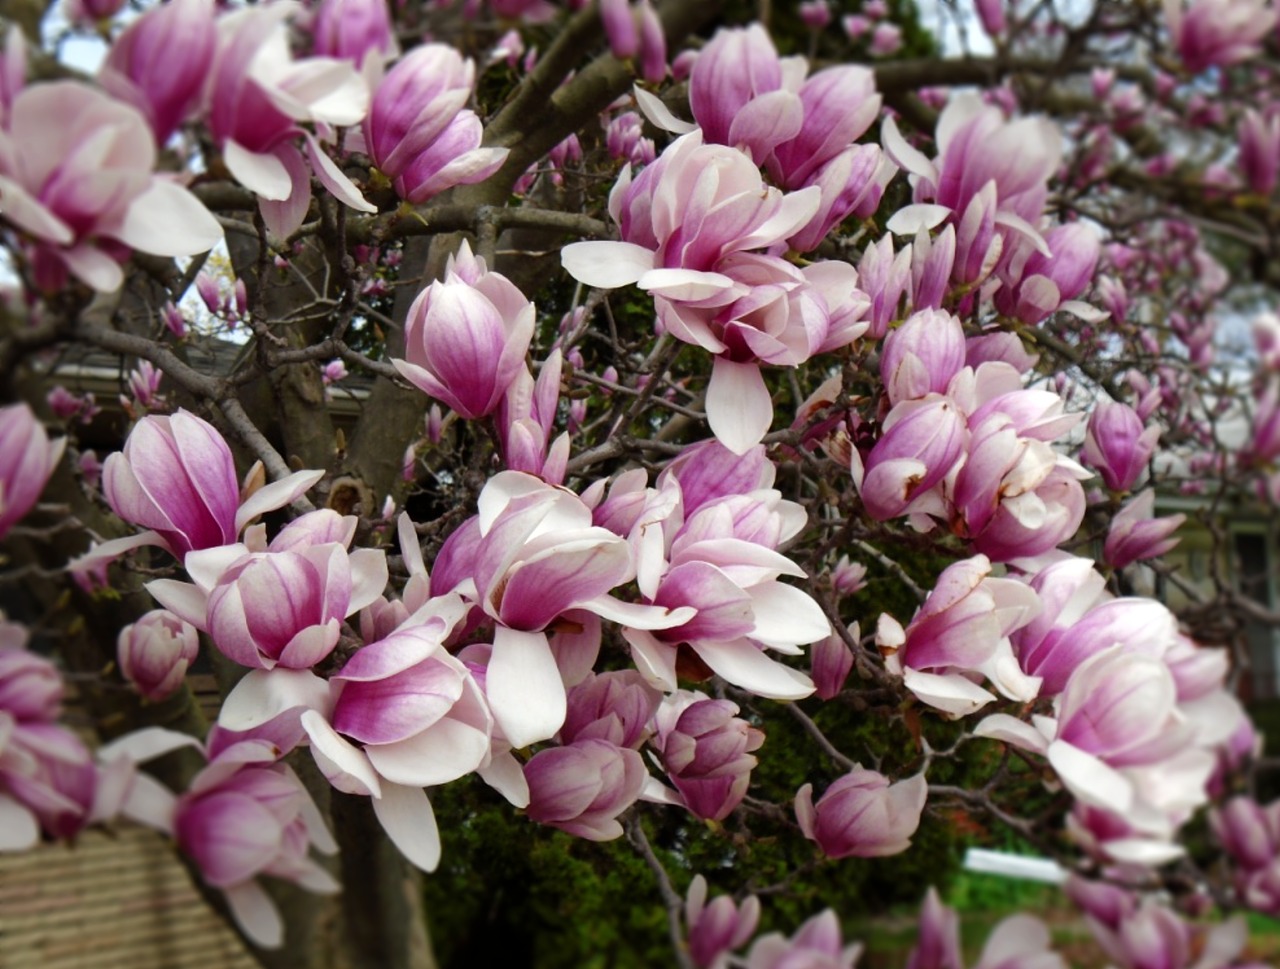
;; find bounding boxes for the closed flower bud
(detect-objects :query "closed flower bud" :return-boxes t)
[118,609,200,702]
[795,767,927,859]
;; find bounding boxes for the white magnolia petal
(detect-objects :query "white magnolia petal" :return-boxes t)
[0,795,39,850]
[372,781,441,872]
[901,668,995,718]
[487,626,567,749]
[223,880,284,949]
[637,267,735,301]
[477,750,530,808]
[692,638,815,700]
[300,709,382,798]
[973,713,1049,754]
[622,627,678,692]
[582,594,695,630]
[560,240,655,289]
[219,668,332,731]
[633,86,696,134]
[113,180,222,256]
[706,358,772,456]
[184,545,251,591]
[748,583,829,648]
[144,579,209,629]
[1047,740,1133,813]
[366,718,491,787]
[347,547,390,614]
[61,244,124,292]
[881,114,938,182]
[639,775,683,807]
[885,203,951,236]
[224,140,293,200]
[304,132,376,213]
[120,772,179,833]
[235,470,325,533]
[96,726,203,765]
[1100,837,1185,866]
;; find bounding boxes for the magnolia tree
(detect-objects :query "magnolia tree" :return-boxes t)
[5,0,1280,965]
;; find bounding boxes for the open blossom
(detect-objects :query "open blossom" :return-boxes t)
[431,471,690,749]
[795,767,927,858]
[0,81,221,292]
[884,92,1061,288]
[622,474,825,701]
[202,4,374,237]
[0,403,64,541]
[562,131,868,453]
[145,739,340,949]
[877,555,1041,716]
[393,241,534,420]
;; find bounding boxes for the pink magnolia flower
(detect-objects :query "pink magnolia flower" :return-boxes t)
[524,738,647,840]
[1238,108,1280,196]
[560,670,661,749]
[200,541,388,670]
[877,555,1041,716]
[99,0,215,145]
[884,92,1061,283]
[0,403,64,540]
[392,241,534,420]
[993,222,1101,325]
[496,351,570,483]
[294,617,495,870]
[688,25,802,164]
[1164,0,1277,73]
[1,721,97,845]
[811,632,854,700]
[979,647,1213,835]
[652,691,764,821]
[311,0,396,66]
[975,0,1007,35]
[685,875,761,969]
[0,82,221,292]
[0,624,62,723]
[795,767,927,858]
[799,1,832,29]
[953,390,1089,562]
[907,888,962,969]
[172,741,338,948]
[880,308,966,405]
[435,471,690,748]
[202,4,374,237]
[1082,399,1160,493]
[562,131,869,453]
[853,394,967,522]
[623,480,825,701]
[102,410,322,560]
[1105,490,1185,570]
[362,44,508,203]
[66,0,126,24]
[1212,795,1280,872]
[746,910,862,969]
[117,609,200,702]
